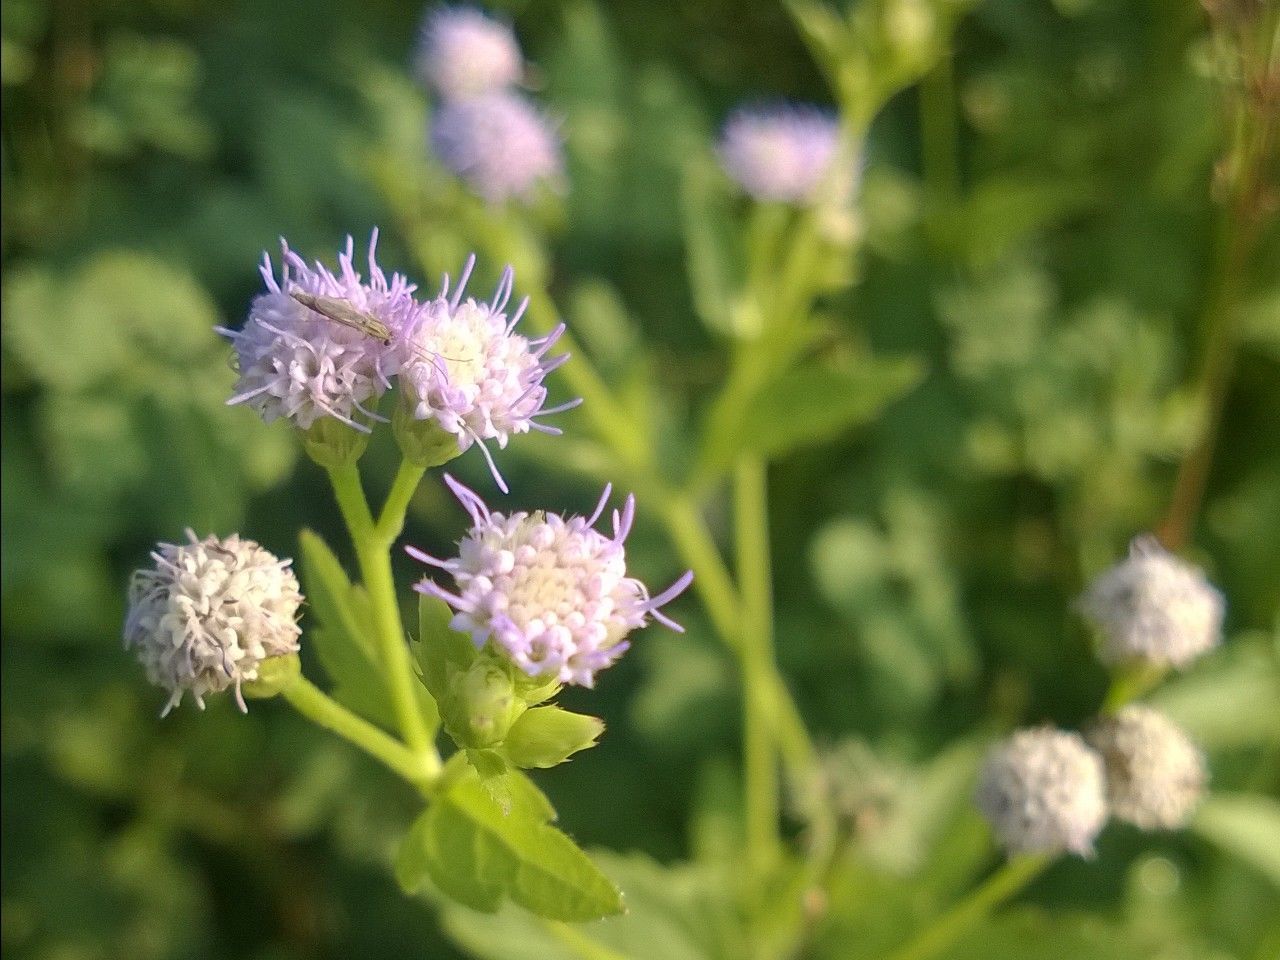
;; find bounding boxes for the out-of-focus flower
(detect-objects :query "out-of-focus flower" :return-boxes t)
[124,531,303,716]
[415,6,523,99]
[219,232,419,432]
[408,476,693,687]
[975,727,1108,857]
[1079,535,1225,669]
[1088,706,1206,830]
[393,255,575,492]
[718,104,842,203]
[430,91,563,203]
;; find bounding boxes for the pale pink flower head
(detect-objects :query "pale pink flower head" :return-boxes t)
[393,255,576,492]
[416,6,524,99]
[408,476,694,687]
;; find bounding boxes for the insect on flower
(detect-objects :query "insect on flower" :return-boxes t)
[290,289,459,368]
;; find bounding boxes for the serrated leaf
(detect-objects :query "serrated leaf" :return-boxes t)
[397,769,624,922]
[1192,794,1280,887]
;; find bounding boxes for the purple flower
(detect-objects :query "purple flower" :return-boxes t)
[219,232,420,432]
[416,6,524,99]
[408,476,694,687]
[430,91,563,204]
[393,255,577,492]
[718,104,841,203]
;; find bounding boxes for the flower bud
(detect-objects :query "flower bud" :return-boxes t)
[124,531,303,715]
[392,392,463,468]
[975,727,1108,857]
[504,706,604,768]
[241,652,302,700]
[1088,706,1206,830]
[441,656,525,749]
[303,415,371,469]
[1079,535,1224,669]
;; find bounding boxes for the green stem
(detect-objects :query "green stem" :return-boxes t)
[735,457,782,874]
[376,459,427,545]
[283,676,434,791]
[659,494,744,650]
[920,51,960,246]
[326,465,438,772]
[886,855,1052,960]
[326,462,375,540]
[1102,662,1169,714]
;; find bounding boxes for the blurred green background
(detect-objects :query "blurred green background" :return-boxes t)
[2,0,1278,958]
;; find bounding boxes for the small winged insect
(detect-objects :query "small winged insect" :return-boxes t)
[290,290,456,367]
[290,290,395,344]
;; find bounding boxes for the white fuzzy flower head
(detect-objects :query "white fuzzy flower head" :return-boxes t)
[416,6,523,99]
[1079,535,1225,669]
[718,104,841,203]
[124,531,303,716]
[430,91,564,204]
[1088,706,1206,830]
[975,727,1108,857]
[409,476,694,687]
[394,255,576,492]
[219,231,420,433]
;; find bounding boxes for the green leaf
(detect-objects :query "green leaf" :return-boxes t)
[504,707,604,769]
[441,851,728,960]
[298,529,395,729]
[701,355,923,477]
[1192,794,1280,888]
[397,769,624,921]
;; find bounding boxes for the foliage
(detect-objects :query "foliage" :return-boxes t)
[3,0,1278,958]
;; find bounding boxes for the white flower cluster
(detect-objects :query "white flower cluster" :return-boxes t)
[1079,535,1224,669]
[124,531,302,716]
[1088,705,1206,830]
[977,707,1207,856]
[975,727,1108,857]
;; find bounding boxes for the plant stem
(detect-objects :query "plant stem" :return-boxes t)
[376,459,426,545]
[886,855,1052,960]
[920,52,960,247]
[735,456,782,874]
[326,462,375,540]
[283,676,434,791]
[326,465,438,772]
[1102,662,1169,714]
[1158,23,1276,550]
[659,494,744,650]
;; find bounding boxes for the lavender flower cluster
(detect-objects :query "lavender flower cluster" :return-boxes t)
[220,232,569,489]
[416,7,562,203]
